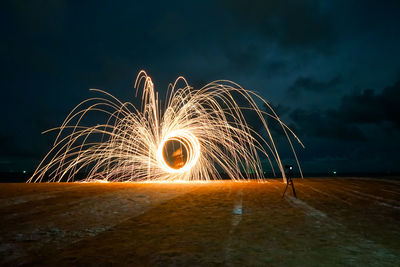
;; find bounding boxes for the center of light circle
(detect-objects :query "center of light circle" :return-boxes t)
[162,139,188,170]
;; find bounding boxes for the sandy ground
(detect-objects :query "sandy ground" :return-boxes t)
[0,178,399,266]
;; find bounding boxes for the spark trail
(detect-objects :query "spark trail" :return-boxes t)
[29,71,304,182]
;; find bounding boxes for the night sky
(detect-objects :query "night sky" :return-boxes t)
[2,1,400,174]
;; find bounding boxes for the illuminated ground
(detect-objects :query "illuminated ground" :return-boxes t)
[0,178,399,266]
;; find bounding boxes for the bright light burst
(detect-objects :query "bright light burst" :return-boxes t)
[29,71,304,183]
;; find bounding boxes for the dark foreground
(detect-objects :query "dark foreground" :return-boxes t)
[0,178,399,266]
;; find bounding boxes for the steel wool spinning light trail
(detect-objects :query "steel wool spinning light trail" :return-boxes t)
[29,71,304,183]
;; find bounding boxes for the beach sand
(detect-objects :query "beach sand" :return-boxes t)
[1,178,399,266]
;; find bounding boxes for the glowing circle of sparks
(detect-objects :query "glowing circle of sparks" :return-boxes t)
[157,130,200,174]
[29,70,304,183]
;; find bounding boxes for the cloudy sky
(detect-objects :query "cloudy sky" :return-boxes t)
[1,0,400,174]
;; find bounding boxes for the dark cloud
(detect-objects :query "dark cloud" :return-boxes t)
[290,108,367,141]
[338,81,400,126]
[288,75,342,96]
[289,79,400,141]
[222,0,335,51]
[224,43,262,73]
[206,0,338,72]
[264,60,288,76]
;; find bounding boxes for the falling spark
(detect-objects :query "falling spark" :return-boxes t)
[29,71,304,183]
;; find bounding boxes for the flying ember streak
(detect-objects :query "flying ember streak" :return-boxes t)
[29,71,304,183]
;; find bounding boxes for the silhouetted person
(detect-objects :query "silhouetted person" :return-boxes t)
[172,147,185,169]
[282,165,297,198]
